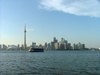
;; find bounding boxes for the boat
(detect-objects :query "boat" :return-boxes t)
[29,47,44,52]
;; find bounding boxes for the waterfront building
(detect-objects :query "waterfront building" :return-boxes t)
[1,44,7,50]
[47,43,50,47]
[8,45,10,47]
[51,37,58,49]
[44,42,47,50]
[18,44,20,48]
[7,45,17,50]
[51,42,55,49]
[70,46,73,50]
[45,46,52,50]
[61,38,67,49]
[82,44,85,50]
[53,37,58,43]
[67,43,71,50]
[73,43,78,50]
[45,43,51,50]
[21,44,23,49]
[73,44,75,50]
[61,38,67,43]
[54,43,59,50]
[39,44,43,48]
[61,38,64,43]
[44,42,47,48]
[59,42,67,50]
[32,42,36,47]
[78,42,81,50]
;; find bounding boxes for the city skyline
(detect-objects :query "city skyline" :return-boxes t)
[0,37,98,50]
[0,0,100,48]
[0,36,87,50]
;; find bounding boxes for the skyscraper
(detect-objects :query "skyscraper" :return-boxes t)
[55,43,59,50]
[32,42,36,47]
[18,44,20,49]
[82,44,85,50]
[24,23,27,49]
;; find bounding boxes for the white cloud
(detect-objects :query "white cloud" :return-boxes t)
[39,0,100,17]
[27,29,34,31]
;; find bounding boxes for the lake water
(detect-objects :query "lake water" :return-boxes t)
[0,50,100,75]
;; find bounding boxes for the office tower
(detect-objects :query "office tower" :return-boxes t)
[78,42,81,50]
[8,45,10,47]
[82,44,85,50]
[51,42,55,49]
[59,42,67,50]
[18,44,20,49]
[61,38,64,43]
[39,44,42,48]
[47,43,50,47]
[32,42,36,47]
[7,45,17,50]
[73,43,79,50]
[24,23,27,49]
[73,43,75,50]
[44,42,47,49]
[54,43,59,50]
[53,37,57,43]
[45,42,47,47]
[1,44,6,50]
[61,38,67,45]
[67,43,71,50]
[22,44,23,49]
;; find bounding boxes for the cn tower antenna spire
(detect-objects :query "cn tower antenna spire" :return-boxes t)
[24,23,26,32]
[24,23,26,49]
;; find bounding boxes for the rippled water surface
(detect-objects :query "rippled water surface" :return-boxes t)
[0,50,100,75]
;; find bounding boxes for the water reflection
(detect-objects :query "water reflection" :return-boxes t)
[0,50,100,75]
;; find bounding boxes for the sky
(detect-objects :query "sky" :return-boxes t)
[0,0,100,48]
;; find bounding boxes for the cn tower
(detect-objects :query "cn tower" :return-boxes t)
[24,23,26,49]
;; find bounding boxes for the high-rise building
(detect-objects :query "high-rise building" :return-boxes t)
[67,43,71,50]
[61,38,64,43]
[78,42,81,50]
[73,43,75,50]
[32,42,36,47]
[59,42,67,50]
[47,43,50,47]
[82,44,85,50]
[53,37,57,43]
[45,42,47,47]
[55,43,59,50]
[18,44,20,48]
[44,42,47,49]
[51,42,55,49]
[61,38,67,46]
[51,37,58,49]
[24,23,27,49]
[22,44,23,49]
[1,44,7,50]
[8,45,10,47]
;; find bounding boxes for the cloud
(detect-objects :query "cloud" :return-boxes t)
[27,29,34,31]
[39,0,100,17]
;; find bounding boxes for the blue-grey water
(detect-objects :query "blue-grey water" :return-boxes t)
[0,50,100,75]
